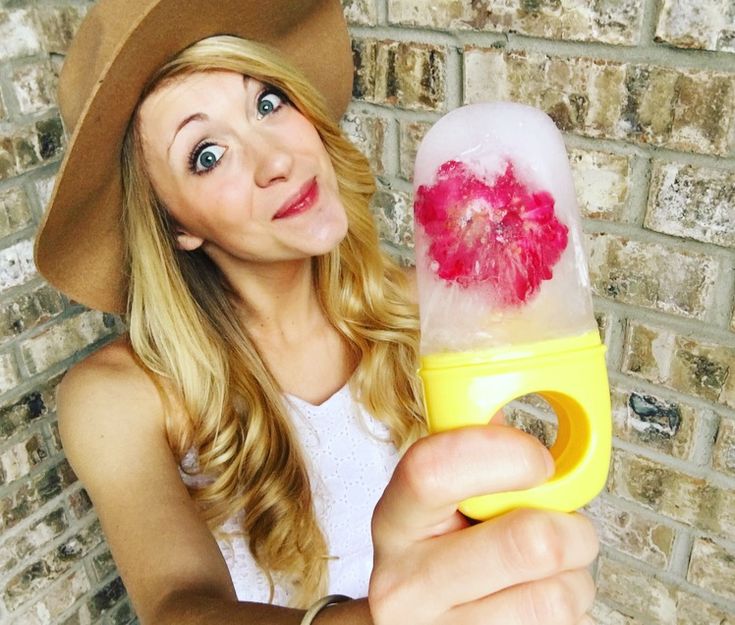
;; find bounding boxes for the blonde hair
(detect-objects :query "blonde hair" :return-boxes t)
[120,36,425,607]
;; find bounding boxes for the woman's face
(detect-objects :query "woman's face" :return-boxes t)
[137,70,348,268]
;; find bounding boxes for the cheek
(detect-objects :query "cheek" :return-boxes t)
[207,180,253,223]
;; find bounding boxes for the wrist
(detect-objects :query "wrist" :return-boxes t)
[301,594,351,625]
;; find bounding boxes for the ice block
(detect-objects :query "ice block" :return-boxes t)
[414,101,612,520]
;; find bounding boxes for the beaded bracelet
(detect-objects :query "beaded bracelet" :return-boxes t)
[299,594,351,625]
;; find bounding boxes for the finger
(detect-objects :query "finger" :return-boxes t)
[443,569,596,625]
[373,425,554,552]
[579,615,596,625]
[491,409,507,425]
[414,509,599,613]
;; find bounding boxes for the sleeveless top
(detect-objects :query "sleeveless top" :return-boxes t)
[179,383,402,605]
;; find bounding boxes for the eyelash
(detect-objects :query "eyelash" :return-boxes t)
[187,141,219,176]
[186,86,288,177]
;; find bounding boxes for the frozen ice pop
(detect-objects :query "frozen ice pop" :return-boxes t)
[414,102,612,520]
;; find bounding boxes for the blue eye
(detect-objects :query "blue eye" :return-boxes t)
[257,90,285,118]
[189,143,225,174]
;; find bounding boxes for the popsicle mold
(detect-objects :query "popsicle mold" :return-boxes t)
[413,101,598,355]
[413,102,612,520]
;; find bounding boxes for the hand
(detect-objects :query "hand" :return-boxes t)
[369,424,598,625]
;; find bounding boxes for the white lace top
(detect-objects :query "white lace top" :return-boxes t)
[179,383,402,605]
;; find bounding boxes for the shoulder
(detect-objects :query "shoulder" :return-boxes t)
[58,335,161,420]
[57,335,168,470]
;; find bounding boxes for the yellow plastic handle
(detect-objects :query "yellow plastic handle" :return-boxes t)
[418,331,612,520]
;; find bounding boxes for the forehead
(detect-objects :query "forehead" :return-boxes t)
[138,70,249,131]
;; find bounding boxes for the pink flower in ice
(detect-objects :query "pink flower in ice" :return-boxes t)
[414,160,568,307]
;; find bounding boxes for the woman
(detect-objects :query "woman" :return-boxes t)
[34,0,599,624]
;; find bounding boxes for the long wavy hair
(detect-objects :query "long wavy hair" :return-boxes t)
[119,35,425,607]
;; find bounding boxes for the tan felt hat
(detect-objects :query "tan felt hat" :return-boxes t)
[34,0,354,313]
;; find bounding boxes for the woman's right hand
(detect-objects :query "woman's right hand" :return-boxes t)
[369,424,599,625]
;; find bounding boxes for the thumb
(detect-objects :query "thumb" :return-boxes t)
[372,425,553,554]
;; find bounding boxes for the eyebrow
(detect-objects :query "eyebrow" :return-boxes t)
[167,112,208,157]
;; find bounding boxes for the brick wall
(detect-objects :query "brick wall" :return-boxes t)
[0,0,733,623]
[344,1,735,624]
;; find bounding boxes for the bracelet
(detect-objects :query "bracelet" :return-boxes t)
[300,594,351,625]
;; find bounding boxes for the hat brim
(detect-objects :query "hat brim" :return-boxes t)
[34,0,353,313]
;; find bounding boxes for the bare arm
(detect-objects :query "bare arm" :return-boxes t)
[57,338,372,625]
[59,338,595,625]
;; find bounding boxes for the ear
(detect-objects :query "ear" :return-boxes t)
[175,230,204,251]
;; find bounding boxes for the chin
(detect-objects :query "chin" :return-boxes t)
[308,229,348,257]
[302,210,349,255]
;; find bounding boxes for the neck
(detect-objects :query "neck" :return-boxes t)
[220,257,326,342]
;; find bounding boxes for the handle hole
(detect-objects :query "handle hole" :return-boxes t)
[505,394,559,449]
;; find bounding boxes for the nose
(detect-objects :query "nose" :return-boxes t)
[252,133,294,188]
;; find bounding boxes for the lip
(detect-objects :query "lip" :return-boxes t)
[273,177,319,220]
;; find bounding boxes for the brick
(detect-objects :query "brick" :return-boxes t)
[670,339,735,408]
[341,111,387,175]
[11,62,58,116]
[568,149,630,221]
[611,449,735,536]
[20,311,115,376]
[35,5,87,54]
[585,497,674,568]
[58,521,105,563]
[388,0,644,45]
[108,599,136,625]
[3,521,103,610]
[68,488,93,520]
[465,48,627,134]
[655,0,735,53]
[341,0,377,26]
[33,176,56,212]
[58,608,89,625]
[591,601,644,624]
[0,432,48,484]
[593,591,735,625]
[0,286,65,344]
[0,375,59,441]
[8,569,90,625]
[398,120,432,181]
[656,69,734,155]
[675,590,735,625]
[464,48,735,156]
[0,461,76,532]
[87,577,127,620]
[0,137,18,180]
[13,132,42,173]
[370,188,414,249]
[0,508,67,576]
[596,556,677,624]
[586,234,718,320]
[0,187,33,238]
[713,417,735,476]
[645,162,735,249]
[505,403,557,448]
[688,537,735,602]
[48,420,62,453]
[0,351,21,394]
[622,321,735,409]
[11,118,65,176]
[0,9,42,59]
[611,387,697,460]
[352,38,446,111]
[91,549,117,583]
[35,117,64,162]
